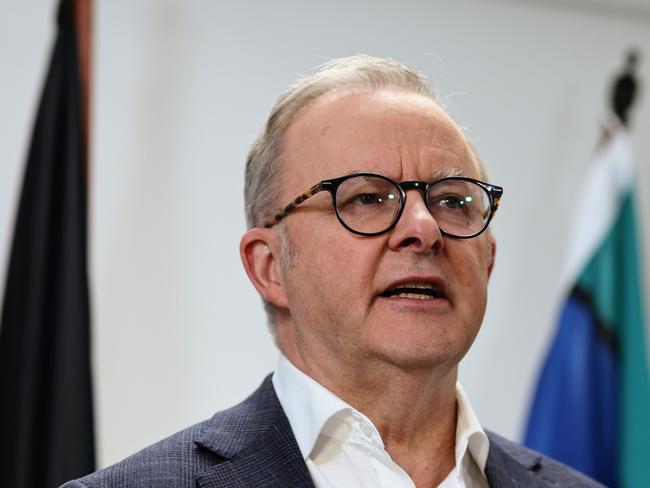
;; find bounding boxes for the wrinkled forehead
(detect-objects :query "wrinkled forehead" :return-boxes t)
[279,90,482,196]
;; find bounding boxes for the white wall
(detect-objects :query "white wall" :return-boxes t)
[0,2,54,300]
[3,0,650,469]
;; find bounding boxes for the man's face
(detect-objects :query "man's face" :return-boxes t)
[275,90,495,375]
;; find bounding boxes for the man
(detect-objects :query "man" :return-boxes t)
[63,55,602,487]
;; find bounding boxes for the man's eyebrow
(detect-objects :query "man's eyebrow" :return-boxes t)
[431,168,466,179]
[341,168,467,179]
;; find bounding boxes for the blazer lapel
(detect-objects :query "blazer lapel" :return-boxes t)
[194,375,315,488]
[485,431,547,488]
[196,424,314,488]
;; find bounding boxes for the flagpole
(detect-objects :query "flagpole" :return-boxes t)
[611,50,639,129]
[72,0,92,185]
[597,50,639,151]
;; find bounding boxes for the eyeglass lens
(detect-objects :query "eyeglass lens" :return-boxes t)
[334,175,491,237]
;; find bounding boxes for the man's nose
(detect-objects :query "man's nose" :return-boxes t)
[387,190,444,253]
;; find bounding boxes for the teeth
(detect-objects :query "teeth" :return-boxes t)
[380,280,445,299]
[391,281,438,291]
[395,292,434,300]
[401,282,435,289]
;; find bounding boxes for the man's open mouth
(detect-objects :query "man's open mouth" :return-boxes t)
[379,281,446,300]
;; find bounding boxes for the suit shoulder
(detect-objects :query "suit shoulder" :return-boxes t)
[486,431,605,487]
[60,378,278,488]
[60,418,219,488]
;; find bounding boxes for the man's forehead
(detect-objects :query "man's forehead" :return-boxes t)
[293,89,450,133]
[280,90,479,188]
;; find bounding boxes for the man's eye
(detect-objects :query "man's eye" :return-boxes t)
[435,195,466,210]
[350,193,385,205]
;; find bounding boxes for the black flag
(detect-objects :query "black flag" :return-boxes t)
[0,0,95,486]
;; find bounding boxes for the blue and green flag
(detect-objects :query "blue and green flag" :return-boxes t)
[524,123,650,487]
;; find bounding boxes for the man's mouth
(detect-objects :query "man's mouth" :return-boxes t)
[379,281,447,301]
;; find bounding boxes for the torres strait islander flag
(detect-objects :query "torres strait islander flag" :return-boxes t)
[524,118,650,487]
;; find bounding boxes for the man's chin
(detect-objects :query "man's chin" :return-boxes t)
[370,345,467,374]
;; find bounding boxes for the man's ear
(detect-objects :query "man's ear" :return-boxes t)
[240,228,289,309]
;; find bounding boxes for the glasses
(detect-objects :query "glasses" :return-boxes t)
[265,172,503,239]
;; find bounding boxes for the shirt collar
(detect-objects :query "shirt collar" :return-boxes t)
[273,353,489,473]
[454,382,490,475]
[273,354,356,459]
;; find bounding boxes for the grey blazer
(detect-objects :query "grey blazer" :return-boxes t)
[62,375,603,487]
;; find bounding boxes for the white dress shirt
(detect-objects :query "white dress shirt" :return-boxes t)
[273,355,490,488]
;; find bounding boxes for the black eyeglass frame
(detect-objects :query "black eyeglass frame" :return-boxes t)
[264,172,503,239]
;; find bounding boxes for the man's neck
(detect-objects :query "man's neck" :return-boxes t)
[281,344,459,487]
